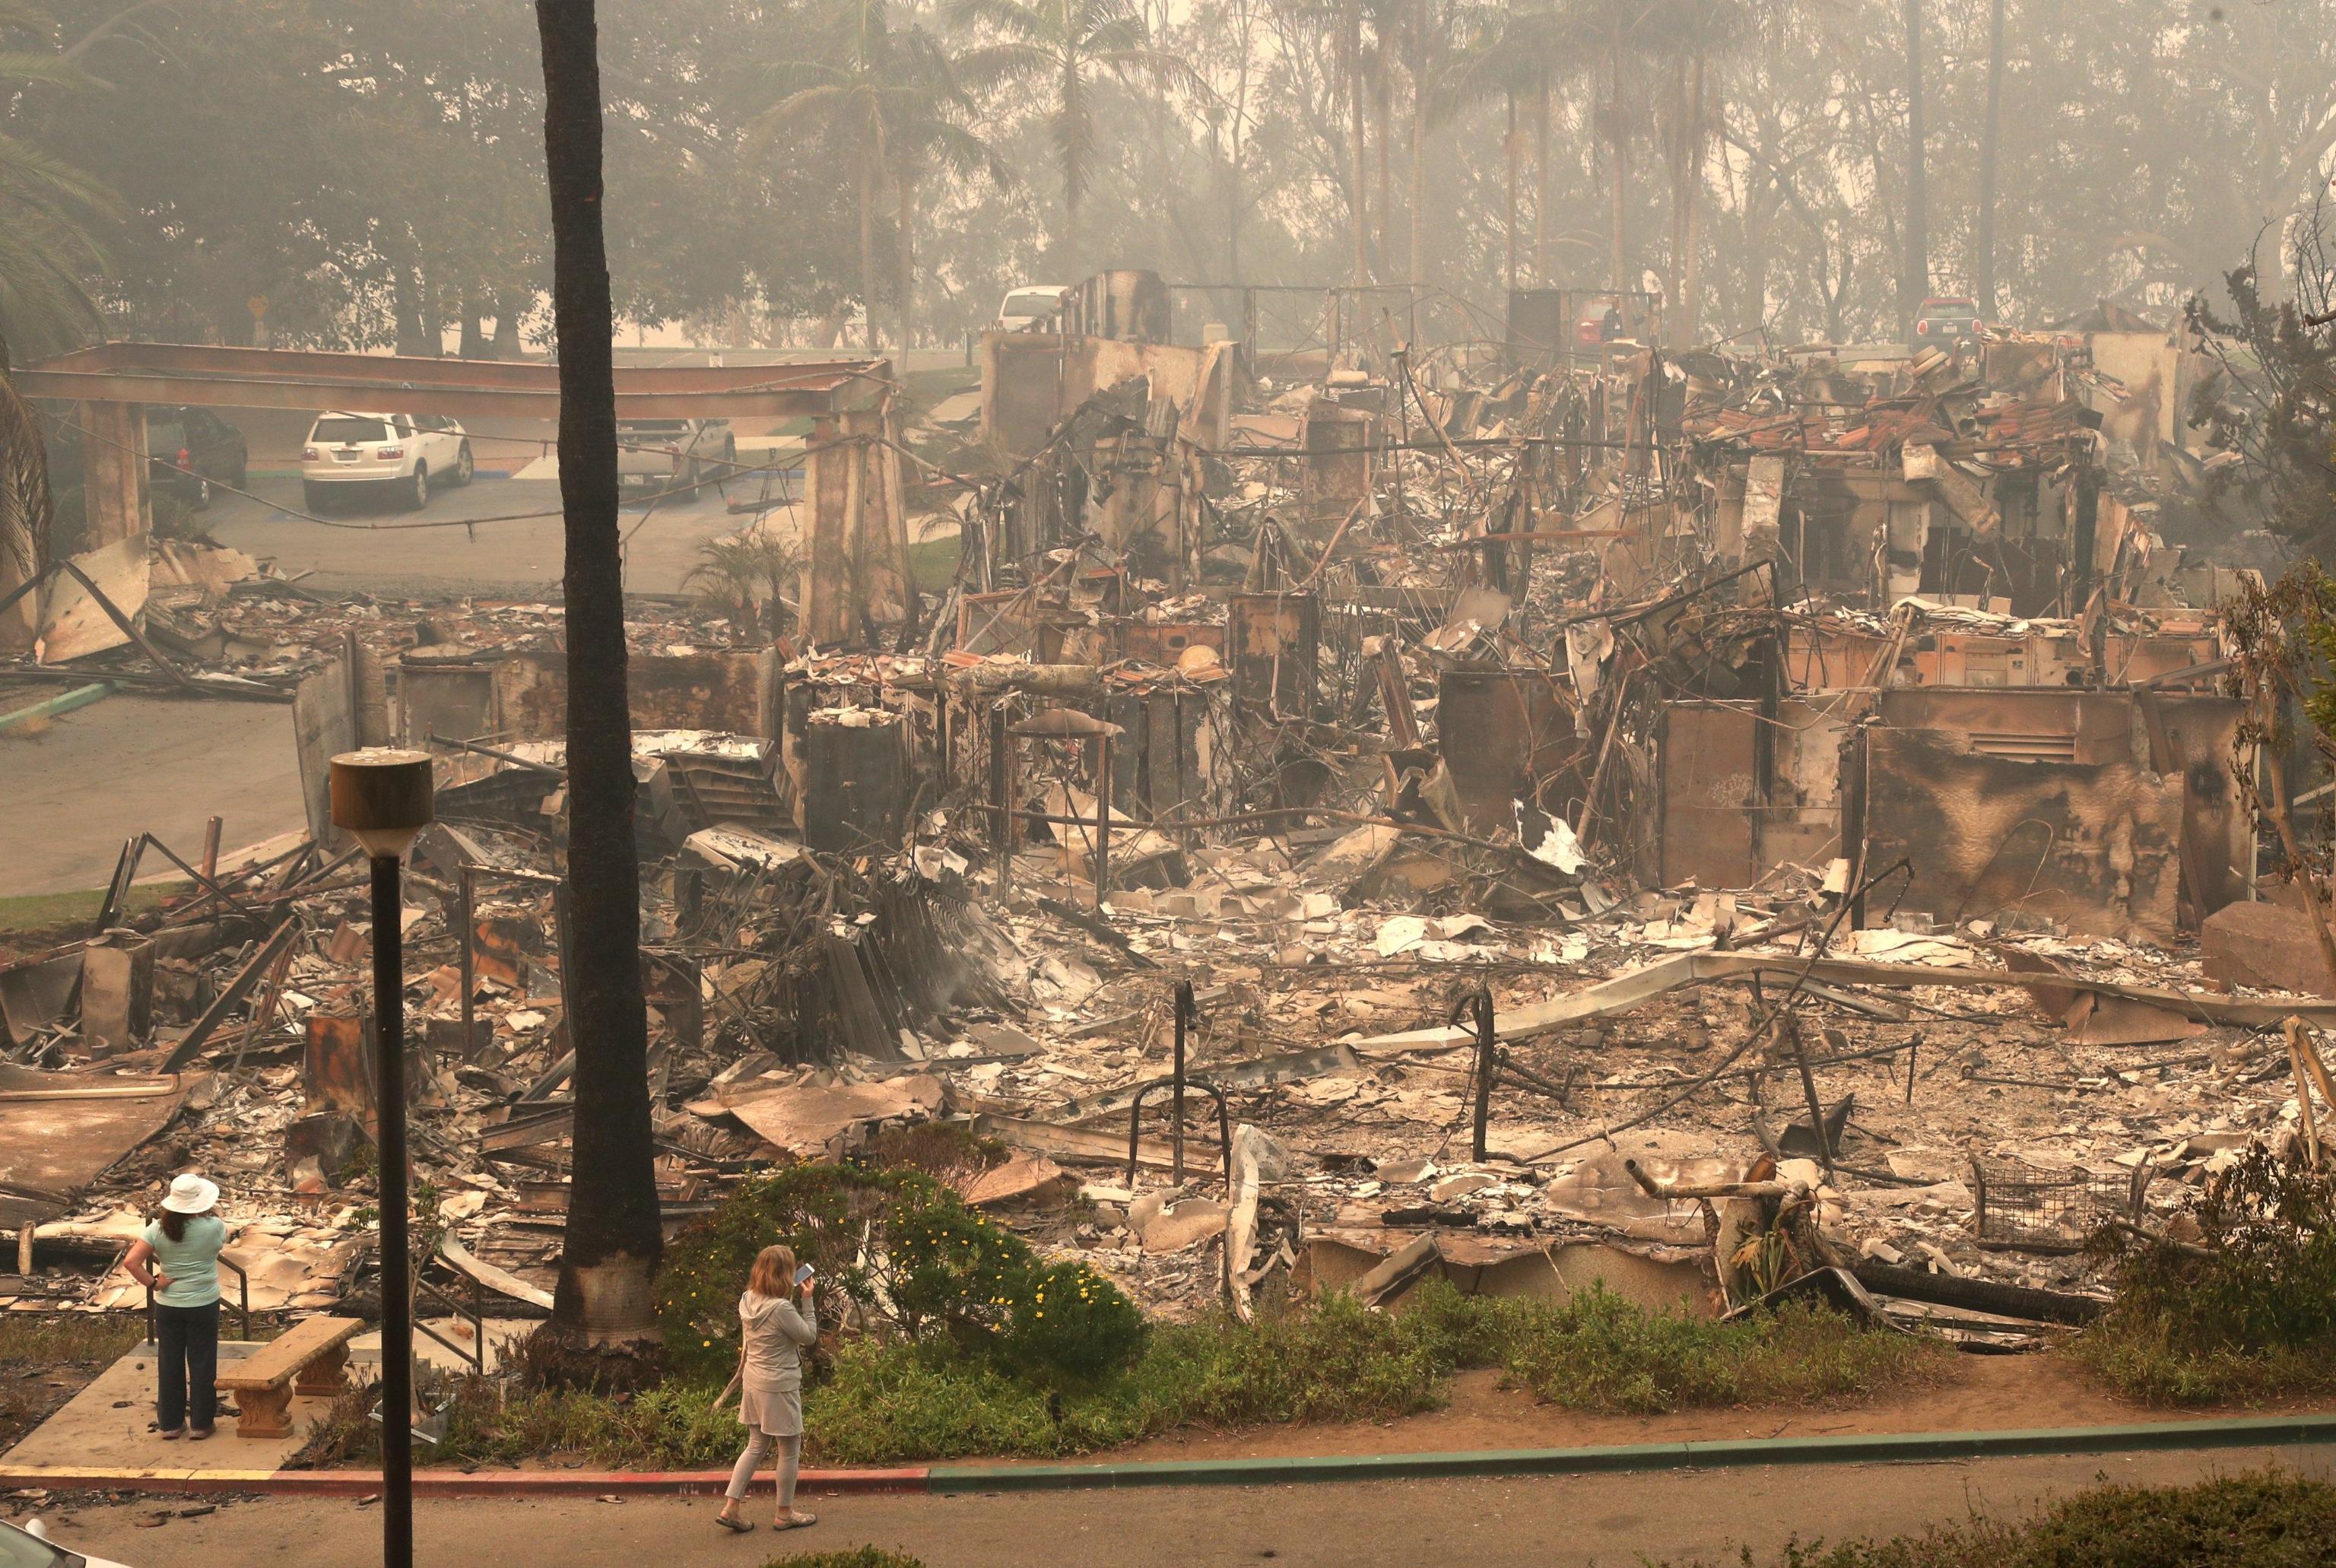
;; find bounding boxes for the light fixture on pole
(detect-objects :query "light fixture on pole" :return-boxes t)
[329,747,433,1568]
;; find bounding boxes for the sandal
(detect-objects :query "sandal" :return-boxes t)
[772,1511,818,1531]
[159,1428,184,1441]
[188,1428,214,1442]
[714,1515,754,1535]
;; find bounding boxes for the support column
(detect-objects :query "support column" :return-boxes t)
[801,414,852,646]
[81,401,150,548]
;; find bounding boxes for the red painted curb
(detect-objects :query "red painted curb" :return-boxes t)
[0,1467,932,1499]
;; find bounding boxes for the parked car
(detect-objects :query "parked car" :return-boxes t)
[616,417,736,494]
[2,1515,137,1568]
[1913,295,1981,343]
[300,411,473,512]
[144,405,248,509]
[995,284,1069,332]
[1574,296,1627,350]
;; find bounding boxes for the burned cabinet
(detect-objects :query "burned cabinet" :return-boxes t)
[1657,701,1763,891]
[801,710,909,854]
[1436,669,1579,836]
[1226,592,1320,724]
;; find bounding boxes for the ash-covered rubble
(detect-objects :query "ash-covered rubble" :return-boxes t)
[7,294,2334,1354]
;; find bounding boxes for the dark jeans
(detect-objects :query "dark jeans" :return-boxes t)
[155,1300,220,1433]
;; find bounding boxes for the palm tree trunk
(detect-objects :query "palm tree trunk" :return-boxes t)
[857,157,880,353]
[1607,36,1627,293]
[1665,59,1687,342]
[896,170,917,362]
[1901,0,1928,339]
[1976,0,2004,321]
[1347,0,1370,285]
[1532,81,1550,284]
[1408,44,1428,285]
[1503,92,1518,294]
[1375,62,1392,274]
[1675,49,1707,347]
[531,0,662,1363]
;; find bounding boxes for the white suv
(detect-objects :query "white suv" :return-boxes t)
[996,284,1068,332]
[300,411,474,512]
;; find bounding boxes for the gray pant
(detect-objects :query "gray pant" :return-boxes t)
[725,1430,801,1506]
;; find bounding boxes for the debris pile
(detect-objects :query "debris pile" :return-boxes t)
[5,299,2333,1360]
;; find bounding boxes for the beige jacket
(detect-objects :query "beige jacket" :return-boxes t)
[738,1290,817,1392]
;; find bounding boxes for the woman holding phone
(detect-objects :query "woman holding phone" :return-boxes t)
[715,1243,819,1534]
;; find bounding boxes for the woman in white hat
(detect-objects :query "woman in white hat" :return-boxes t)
[124,1173,226,1440]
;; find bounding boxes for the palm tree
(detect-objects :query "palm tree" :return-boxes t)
[1650,0,1748,346]
[883,33,1014,356]
[530,0,665,1370]
[1900,0,1926,338]
[1973,0,2004,321]
[1390,0,1459,285]
[747,0,933,353]
[0,2,117,634]
[1435,2,1561,293]
[948,0,1198,275]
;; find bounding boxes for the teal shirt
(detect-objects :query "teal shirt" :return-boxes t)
[141,1215,226,1308]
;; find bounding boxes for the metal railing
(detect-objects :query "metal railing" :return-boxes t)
[412,1271,487,1376]
[143,1252,251,1344]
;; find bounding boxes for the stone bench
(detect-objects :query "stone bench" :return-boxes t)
[215,1315,362,1438]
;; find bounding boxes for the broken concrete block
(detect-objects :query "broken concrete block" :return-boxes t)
[2203,900,2336,998]
[1140,1199,1229,1252]
[1430,1173,1496,1202]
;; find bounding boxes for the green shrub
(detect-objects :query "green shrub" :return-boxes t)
[883,1179,1035,1347]
[656,1160,1144,1388]
[2075,1146,2336,1404]
[764,1550,923,1568]
[300,1274,1934,1470]
[1002,1260,1149,1381]
[1497,1287,1938,1415]
[655,1162,913,1385]
[1662,1470,2336,1567]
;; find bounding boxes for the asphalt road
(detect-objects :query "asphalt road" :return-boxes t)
[0,694,306,897]
[23,1445,2336,1568]
[200,468,791,598]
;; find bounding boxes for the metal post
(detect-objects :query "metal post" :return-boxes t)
[989,704,1012,899]
[200,816,222,882]
[1471,987,1496,1162]
[457,866,474,1059]
[1093,734,1112,909]
[1172,980,1192,1185]
[369,852,414,1568]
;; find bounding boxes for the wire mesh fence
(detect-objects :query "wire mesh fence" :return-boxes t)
[1969,1155,2153,1256]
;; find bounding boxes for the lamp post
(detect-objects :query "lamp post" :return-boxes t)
[329,748,433,1568]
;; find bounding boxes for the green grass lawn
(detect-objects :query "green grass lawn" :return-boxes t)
[0,882,187,948]
[907,532,963,593]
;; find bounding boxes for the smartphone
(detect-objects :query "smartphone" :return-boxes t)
[793,1264,814,1286]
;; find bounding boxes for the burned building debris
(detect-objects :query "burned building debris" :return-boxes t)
[3,306,2332,1361]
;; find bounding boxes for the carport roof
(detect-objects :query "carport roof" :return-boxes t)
[15,342,890,421]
